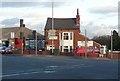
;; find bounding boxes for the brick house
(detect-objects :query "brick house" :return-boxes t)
[0,19,44,50]
[44,9,101,52]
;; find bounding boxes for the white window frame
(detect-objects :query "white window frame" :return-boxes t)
[63,33,69,40]
[59,32,74,52]
[64,46,69,52]
[70,46,73,52]
[61,32,73,40]
[70,32,73,40]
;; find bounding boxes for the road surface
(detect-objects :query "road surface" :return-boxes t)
[1,55,119,80]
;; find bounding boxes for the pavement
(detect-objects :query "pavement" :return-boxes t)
[1,54,119,80]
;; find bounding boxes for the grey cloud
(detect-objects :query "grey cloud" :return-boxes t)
[1,18,19,27]
[81,22,118,39]
[90,6,117,14]
[1,2,65,8]
[26,23,45,35]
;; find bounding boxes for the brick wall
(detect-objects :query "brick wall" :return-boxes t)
[45,29,101,51]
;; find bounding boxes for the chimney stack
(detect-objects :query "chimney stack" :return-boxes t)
[20,19,23,27]
[76,8,80,26]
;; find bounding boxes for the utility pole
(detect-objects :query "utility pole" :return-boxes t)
[85,29,87,58]
[22,25,23,55]
[51,0,54,55]
[36,32,37,56]
[111,31,113,58]
[20,19,24,55]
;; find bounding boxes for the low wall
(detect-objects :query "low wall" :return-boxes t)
[106,54,120,59]
[60,52,74,56]
[74,53,120,59]
[13,49,120,59]
[13,49,51,55]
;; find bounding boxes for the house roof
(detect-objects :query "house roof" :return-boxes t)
[45,18,79,30]
[27,34,45,40]
[0,27,42,39]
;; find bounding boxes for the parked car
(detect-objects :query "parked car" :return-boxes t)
[75,46,100,55]
[5,47,13,54]
[0,46,7,54]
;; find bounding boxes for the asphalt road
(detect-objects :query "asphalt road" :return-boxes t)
[1,55,119,79]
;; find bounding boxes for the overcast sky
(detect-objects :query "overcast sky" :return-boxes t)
[0,0,119,38]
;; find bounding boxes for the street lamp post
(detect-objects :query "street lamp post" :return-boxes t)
[36,32,37,56]
[85,29,87,58]
[51,0,54,55]
[21,26,23,55]
[111,31,113,58]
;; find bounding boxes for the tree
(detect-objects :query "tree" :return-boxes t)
[92,30,120,51]
[112,30,120,51]
[92,35,111,49]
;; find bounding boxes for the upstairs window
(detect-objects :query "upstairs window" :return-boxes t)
[70,33,73,40]
[64,33,69,40]
[61,33,62,40]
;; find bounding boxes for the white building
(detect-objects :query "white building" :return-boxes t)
[100,45,107,54]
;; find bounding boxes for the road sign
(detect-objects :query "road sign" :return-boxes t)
[49,36,58,40]
[48,30,56,36]
[48,30,57,40]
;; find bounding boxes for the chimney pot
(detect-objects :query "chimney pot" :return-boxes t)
[23,24,25,27]
[76,8,80,26]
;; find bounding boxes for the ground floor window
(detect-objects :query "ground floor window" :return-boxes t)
[29,40,35,49]
[60,46,62,51]
[64,46,69,52]
[70,46,73,52]
[47,45,55,50]
[60,46,73,52]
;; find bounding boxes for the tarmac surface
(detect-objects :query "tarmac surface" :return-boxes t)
[1,54,119,80]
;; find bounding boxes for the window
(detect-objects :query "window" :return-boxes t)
[25,40,29,49]
[70,33,73,40]
[64,33,69,40]
[49,46,55,51]
[60,46,62,51]
[70,46,73,52]
[64,46,68,52]
[29,40,35,49]
[61,33,62,40]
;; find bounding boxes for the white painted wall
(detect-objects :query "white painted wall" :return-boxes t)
[60,40,73,46]
[59,32,73,52]
[100,45,107,54]
[77,41,93,47]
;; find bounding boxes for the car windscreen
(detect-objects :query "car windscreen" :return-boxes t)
[0,47,5,50]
